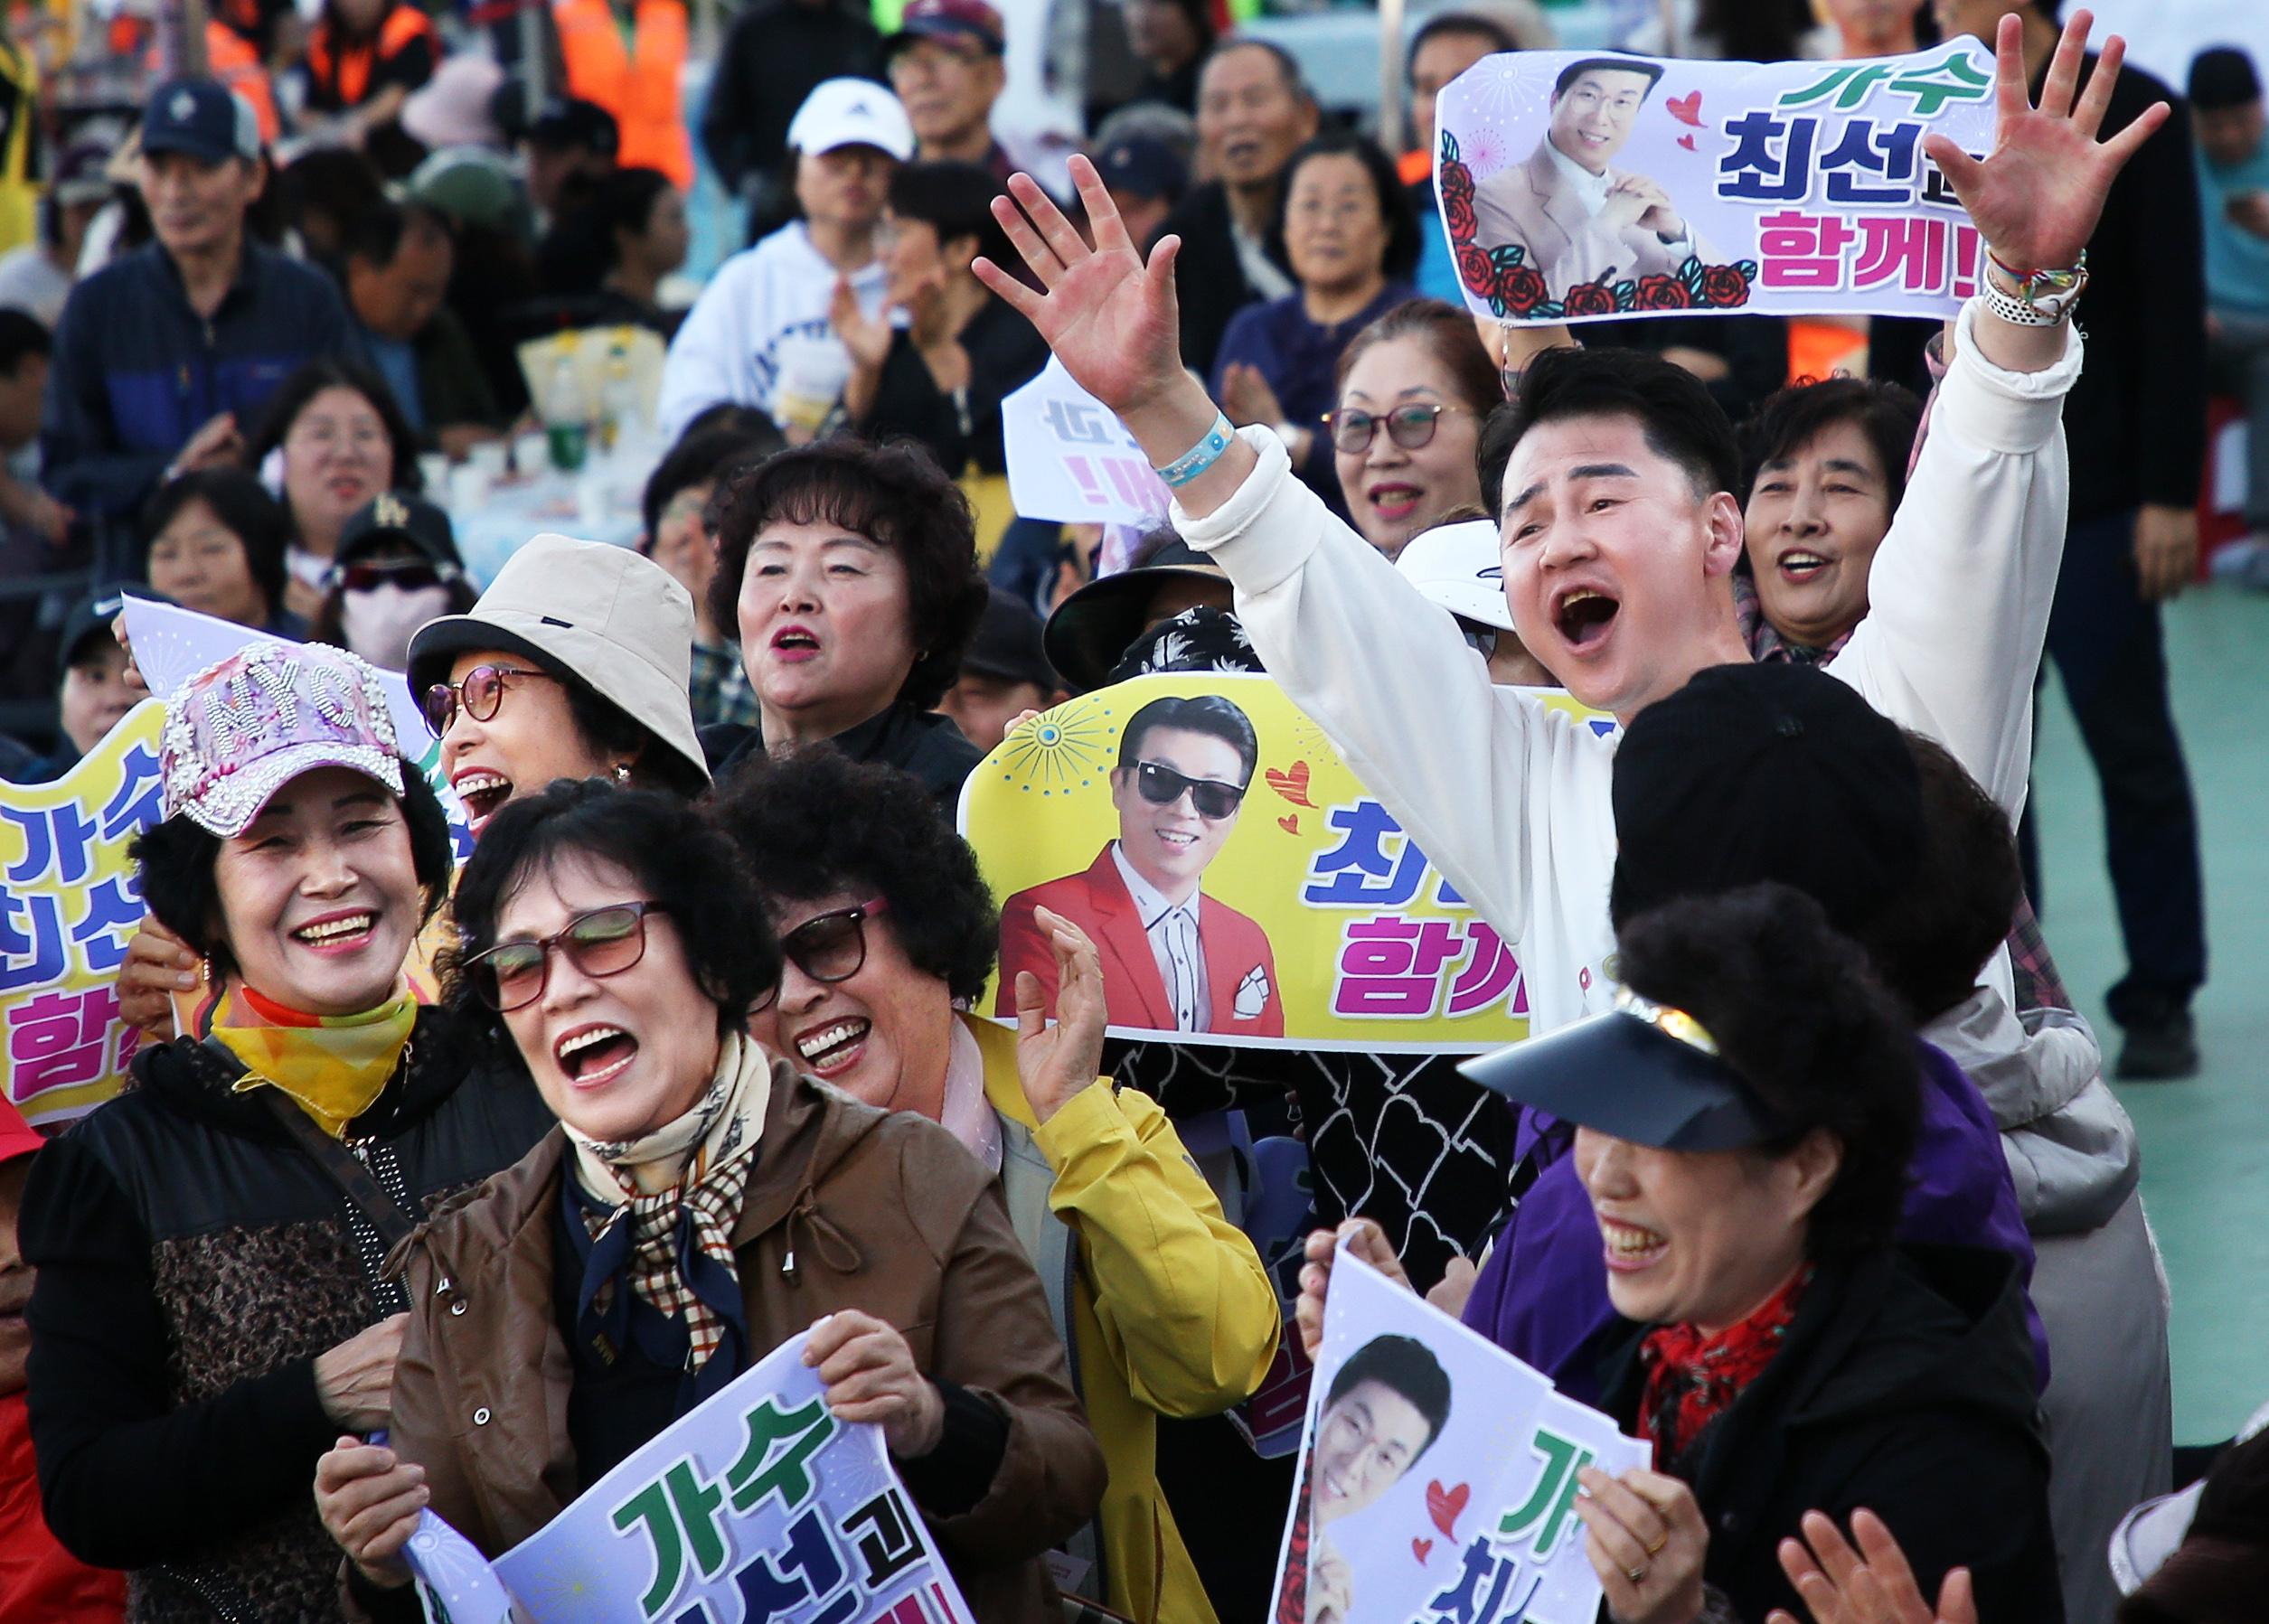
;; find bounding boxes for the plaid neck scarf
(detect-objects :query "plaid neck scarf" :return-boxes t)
[212,981,417,1138]
[1638,1264,1812,1464]
[567,1029,772,1377]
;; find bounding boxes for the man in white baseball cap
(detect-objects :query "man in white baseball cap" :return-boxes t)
[658,80,913,441]
[1393,518,1553,685]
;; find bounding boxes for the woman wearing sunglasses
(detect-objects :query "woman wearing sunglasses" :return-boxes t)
[1327,299,1505,560]
[406,530,711,836]
[711,747,1278,1624]
[19,643,555,1624]
[305,492,477,672]
[313,781,1103,1624]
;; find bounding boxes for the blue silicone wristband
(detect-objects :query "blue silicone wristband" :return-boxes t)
[1154,412,1237,488]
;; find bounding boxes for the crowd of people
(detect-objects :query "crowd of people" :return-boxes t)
[2,0,2267,1622]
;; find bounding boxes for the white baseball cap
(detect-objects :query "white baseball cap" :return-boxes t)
[787,79,915,162]
[1394,519,1515,633]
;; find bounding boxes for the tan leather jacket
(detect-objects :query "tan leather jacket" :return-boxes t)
[384,1060,1106,1624]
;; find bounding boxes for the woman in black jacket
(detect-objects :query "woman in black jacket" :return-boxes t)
[21,643,553,1624]
[1456,883,2062,1624]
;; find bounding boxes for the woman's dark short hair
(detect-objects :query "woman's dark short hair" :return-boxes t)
[246,357,425,511]
[1615,881,1921,1263]
[1116,694,1258,784]
[1851,733,2023,1025]
[446,780,781,1038]
[642,423,784,544]
[1325,1334,1452,1455]
[1334,296,1503,413]
[708,748,998,1004]
[140,468,292,621]
[1480,345,1741,518]
[131,762,454,984]
[887,161,1015,274]
[1737,375,1925,510]
[710,437,989,711]
[1273,130,1422,286]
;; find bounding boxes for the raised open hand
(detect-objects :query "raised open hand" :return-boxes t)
[1922,9,2167,273]
[1012,906,1107,1125]
[976,156,1187,417]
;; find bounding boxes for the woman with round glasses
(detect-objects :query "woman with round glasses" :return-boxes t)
[313,780,1103,1624]
[711,747,1278,1624]
[1214,131,1421,521]
[406,531,711,836]
[19,643,553,1624]
[1327,299,1503,559]
[247,359,426,624]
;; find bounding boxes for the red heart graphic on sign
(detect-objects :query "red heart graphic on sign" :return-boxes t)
[1666,90,1703,127]
[1278,813,1299,835]
[1412,1538,1434,1563]
[1426,1480,1470,1536]
[1677,134,1697,151]
[1264,760,1314,807]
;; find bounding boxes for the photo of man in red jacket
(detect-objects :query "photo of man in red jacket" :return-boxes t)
[997,692,1284,1037]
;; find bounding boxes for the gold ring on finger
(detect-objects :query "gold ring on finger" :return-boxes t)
[1627,1565,1648,1586]
[1643,1531,1668,1556]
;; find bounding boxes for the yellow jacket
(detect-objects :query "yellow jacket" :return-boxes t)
[970,1016,1279,1624]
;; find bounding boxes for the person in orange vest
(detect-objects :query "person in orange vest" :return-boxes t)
[551,0,692,190]
[293,0,438,170]
[138,23,284,145]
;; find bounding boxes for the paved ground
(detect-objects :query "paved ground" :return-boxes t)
[2031,580,2269,1443]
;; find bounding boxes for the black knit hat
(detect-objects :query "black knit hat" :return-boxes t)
[2189,47,2261,112]
[1610,662,1924,938]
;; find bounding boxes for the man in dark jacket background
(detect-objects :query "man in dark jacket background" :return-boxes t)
[1937,0,2210,1080]
[40,79,352,569]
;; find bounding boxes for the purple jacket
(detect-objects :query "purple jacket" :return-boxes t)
[1462,1042,2048,1403]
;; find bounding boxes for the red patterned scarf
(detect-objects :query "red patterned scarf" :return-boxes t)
[1638,1266,1812,1463]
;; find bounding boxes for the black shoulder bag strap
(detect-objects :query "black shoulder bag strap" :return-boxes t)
[200,1037,420,1253]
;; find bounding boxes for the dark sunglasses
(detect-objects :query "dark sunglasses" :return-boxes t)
[422,664,557,735]
[332,558,461,594]
[463,901,667,1013]
[1324,402,1470,455]
[1134,760,1247,821]
[753,899,889,1012]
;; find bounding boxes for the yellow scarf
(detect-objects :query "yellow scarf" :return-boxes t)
[211,982,419,1138]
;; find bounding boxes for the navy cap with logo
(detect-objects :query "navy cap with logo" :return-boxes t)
[888,0,1006,57]
[142,79,262,164]
[54,589,127,686]
[337,492,464,570]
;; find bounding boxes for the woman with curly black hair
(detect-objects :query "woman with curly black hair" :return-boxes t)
[313,779,1101,1624]
[703,436,992,808]
[711,747,1278,1624]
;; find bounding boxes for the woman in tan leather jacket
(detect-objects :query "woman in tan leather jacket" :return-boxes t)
[312,781,1104,1624]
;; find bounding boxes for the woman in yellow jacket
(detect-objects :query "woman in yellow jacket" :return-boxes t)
[717,745,1282,1624]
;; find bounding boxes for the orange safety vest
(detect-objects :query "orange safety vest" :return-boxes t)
[306,3,438,111]
[551,0,692,189]
[137,23,281,145]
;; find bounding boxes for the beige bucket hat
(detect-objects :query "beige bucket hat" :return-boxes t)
[407,533,709,784]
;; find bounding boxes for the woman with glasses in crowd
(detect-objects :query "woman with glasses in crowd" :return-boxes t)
[702,437,991,809]
[711,747,1278,1624]
[1214,131,1420,520]
[1326,299,1500,560]
[313,781,1104,1624]
[247,359,425,624]
[20,643,554,1624]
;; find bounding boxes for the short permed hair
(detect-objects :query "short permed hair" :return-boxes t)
[1116,694,1258,784]
[709,437,990,712]
[1325,1334,1453,1457]
[1615,882,1921,1263]
[131,761,455,984]
[446,781,782,1040]
[1737,375,1925,510]
[708,748,999,1004]
[1480,345,1741,516]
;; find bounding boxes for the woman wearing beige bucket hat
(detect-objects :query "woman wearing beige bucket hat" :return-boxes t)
[116,534,712,1037]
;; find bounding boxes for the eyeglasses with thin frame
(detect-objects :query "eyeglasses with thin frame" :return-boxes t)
[1133,759,1247,821]
[752,898,890,1012]
[1323,402,1472,455]
[463,901,668,1012]
[422,664,558,736]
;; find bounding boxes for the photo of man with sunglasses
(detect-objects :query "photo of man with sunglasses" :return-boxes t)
[996,692,1284,1036]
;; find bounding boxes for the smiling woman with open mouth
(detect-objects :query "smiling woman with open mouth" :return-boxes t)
[15,643,554,1624]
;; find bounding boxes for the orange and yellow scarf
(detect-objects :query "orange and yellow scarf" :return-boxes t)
[209,982,418,1138]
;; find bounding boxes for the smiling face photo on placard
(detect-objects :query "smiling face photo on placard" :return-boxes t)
[1292,1334,1452,1624]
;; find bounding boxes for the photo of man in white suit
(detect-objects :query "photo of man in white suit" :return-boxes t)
[1472,57,1706,298]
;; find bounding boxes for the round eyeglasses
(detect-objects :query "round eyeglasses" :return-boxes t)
[1324,402,1472,455]
[422,664,558,736]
